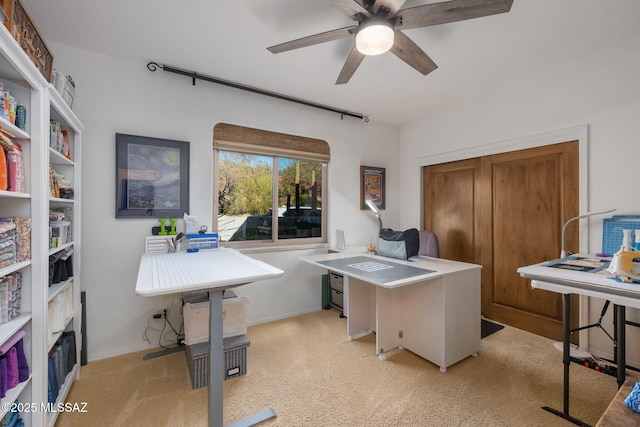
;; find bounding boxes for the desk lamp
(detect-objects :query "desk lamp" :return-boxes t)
[365,199,383,231]
[560,208,616,258]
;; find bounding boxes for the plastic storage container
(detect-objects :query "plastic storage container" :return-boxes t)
[52,70,75,109]
[49,220,70,248]
[185,334,250,389]
[183,294,248,344]
[187,233,218,250]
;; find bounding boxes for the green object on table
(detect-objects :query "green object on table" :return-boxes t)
[169,218,177,235]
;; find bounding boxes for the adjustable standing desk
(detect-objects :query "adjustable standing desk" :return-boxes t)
[301,252,481,372]
[518,255,640,426]
[135,247,284,427]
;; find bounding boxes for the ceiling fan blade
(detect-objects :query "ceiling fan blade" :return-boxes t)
[389,31,438,75]
[329,0,371,20]
[373,0,407,17]
[397,0,514,31]
[335,45,365,85]
[267,26,357,54]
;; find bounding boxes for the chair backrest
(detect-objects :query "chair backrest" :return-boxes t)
[418,230,439,258]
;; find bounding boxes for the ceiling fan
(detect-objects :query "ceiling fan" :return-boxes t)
[267,0,514,84]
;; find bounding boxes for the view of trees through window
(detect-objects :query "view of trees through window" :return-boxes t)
[217,151,323,242]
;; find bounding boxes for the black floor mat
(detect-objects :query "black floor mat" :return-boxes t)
[481,319,504,339]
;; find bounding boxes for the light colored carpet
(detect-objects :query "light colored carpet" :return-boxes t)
[56,309,620,426]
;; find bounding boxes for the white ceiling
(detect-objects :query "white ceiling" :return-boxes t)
[19,0,640,126]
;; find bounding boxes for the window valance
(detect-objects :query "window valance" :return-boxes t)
[213,123,330,162]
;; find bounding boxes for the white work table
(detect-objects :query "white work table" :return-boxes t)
[517,256,640,309]
[301,251,482,372]
[518,254,640,426]
[136,247,284,427]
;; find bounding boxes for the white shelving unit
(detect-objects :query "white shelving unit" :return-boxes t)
[0,23,82,427]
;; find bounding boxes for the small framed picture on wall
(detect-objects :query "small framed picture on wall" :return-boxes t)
[360,165,385,210]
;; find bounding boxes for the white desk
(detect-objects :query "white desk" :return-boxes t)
[136,248,283,427]
[518,255,640,426]
[301,252,482,372]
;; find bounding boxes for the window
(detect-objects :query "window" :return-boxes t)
[213,123,329,246]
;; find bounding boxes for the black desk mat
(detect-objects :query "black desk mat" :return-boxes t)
[316,256,435,284]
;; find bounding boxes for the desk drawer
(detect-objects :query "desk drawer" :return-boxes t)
[330,288,344,308]
[330,272,343,292]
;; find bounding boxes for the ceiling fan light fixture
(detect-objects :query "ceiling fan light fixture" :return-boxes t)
[356,21,395,56]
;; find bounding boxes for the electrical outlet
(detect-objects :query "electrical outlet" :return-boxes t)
[153,308,164,319]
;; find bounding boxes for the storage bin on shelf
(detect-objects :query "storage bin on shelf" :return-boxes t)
[49,220,70,248]
[52,70,75,109]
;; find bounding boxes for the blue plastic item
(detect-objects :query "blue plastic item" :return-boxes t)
[602,215,640,256]
[187,233,219,250]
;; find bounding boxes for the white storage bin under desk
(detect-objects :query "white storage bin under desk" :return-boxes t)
[183,294,249,345]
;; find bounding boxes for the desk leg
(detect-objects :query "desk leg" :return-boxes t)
[615,304,626,388]
[208,289,277,427]
[542,293,588,426]
[346,279,374,341]
[209,290,225,427]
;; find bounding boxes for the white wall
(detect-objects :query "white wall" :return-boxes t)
[397,32,640,363]
[49,43,400,361]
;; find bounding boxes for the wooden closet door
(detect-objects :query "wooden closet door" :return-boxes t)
[423,142,579,341]
[481,142,579,339]
[423,158,481,264]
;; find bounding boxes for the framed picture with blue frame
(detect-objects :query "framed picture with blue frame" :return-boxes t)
[115,133,189,218]
[360,165,385,210]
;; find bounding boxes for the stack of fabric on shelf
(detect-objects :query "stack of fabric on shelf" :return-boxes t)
[49,167,73,200]
[0,272,21,325]
[48,331,76,404]
[0,129,24,193]
[0,330,29,398]
[0,217,30,265]
[0,221,15,268]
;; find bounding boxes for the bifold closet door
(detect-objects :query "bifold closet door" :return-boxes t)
[423,141,579,341]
